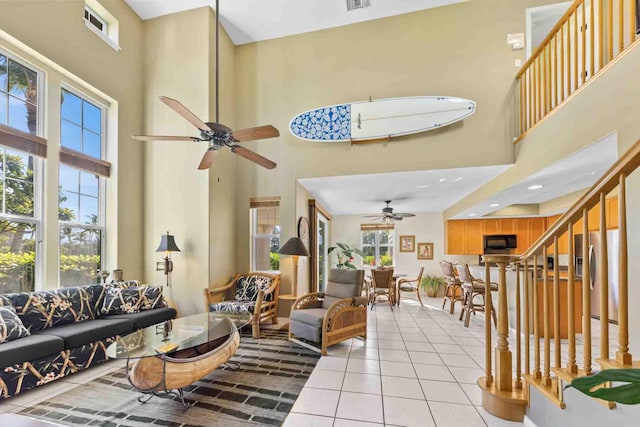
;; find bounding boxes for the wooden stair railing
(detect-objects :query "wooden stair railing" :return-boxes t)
[479,138,640,421]
[516,0,639,142]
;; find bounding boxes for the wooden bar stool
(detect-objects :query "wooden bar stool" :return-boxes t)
[439,260,463,314]
[455,263,497,327]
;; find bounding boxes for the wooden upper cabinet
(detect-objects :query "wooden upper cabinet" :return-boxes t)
[483,219,500,235]
[606,196,619,229]
[465,220,484,255]
[529,217,547,247]
[498,218,517,234]
[587,203,600,231]
[446,220,466,254]
[515,218,530,254]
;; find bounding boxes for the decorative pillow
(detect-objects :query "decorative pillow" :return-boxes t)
[101,287,144,315]
[235,275,274,302]
[85,284,108,318]
[110,280,141,289]
[140,286,167,310]
[6,288,94,331]
[0,306,30,344]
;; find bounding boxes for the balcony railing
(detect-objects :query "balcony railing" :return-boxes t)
[516,0,638,140]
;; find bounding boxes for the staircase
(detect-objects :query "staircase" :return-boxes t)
[478,138,640,421]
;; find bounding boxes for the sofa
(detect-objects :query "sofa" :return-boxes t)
[0,280,176,399]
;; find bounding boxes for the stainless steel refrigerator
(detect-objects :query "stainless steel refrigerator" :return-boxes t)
[574,230,619,323]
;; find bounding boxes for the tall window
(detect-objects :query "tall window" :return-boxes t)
[361,225,394,267]
[59,88,104,286]
[250,197,280,271]
[0,53,41,293]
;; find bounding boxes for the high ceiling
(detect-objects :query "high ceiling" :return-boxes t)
[299,165,512,216]
[124,0,468,45]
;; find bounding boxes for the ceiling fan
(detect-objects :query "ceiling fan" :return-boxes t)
[362,200,416,223]
[132,0,279,171]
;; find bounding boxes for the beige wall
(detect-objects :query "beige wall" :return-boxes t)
[143,7,237,315]
[233,0,560,278]
[331,212,477,278]
[0,0,145,284]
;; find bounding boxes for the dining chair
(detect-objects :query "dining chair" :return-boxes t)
[439,260,463,314]
[369,267,395,310]
[455,263,497,327]
[396,267,424,306]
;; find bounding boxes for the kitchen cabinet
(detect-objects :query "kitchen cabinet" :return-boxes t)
[529,217,547,246]
[499,218,518,234]
[446,220,466,254]
[465,220,484,255]
[606,197,619,229]
[515,218,530,254]
[483,219,500,235]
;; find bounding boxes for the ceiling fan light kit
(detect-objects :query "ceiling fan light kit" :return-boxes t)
[131,0,279,171]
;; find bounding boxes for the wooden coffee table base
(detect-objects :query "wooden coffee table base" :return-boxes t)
[126,329,240,408]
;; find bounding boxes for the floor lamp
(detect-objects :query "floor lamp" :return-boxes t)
[156,231,181,299]
[278,237,310,297]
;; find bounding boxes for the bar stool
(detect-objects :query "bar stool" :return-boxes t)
[455,263,497,328]
[439,260,463,314]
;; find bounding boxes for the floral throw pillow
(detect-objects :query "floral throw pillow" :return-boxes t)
[235,275,274,302]
[101,287,144,315]
[0,306,30,344]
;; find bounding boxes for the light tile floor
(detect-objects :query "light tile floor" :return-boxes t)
[284,296,525,427]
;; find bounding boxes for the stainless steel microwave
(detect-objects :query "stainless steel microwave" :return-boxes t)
[484,235,517,250]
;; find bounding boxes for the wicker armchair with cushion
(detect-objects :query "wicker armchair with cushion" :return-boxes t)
[289,269,366,356]
[203,272,280,339]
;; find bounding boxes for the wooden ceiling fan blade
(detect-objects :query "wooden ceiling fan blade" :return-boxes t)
[132,135,196,141]
[231,146,276,169]
[394,213,416,218]
[198,149,219,170]
[159,96,211,132]
[231,125,280,142]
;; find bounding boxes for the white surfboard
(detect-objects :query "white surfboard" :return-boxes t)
[289,96,476,142]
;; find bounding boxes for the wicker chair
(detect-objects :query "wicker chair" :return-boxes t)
[455,263,497,327]
[203,272,280,338]
[369,267,395,310]
[440,260,463,314]
[289,269,366,355]
[396,267,424,306]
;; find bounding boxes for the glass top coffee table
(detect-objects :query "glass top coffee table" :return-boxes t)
[106,312,250,407]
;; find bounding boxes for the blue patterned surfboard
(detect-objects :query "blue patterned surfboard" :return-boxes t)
[289,96,475,142]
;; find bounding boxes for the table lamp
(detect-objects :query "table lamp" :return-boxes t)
[278,237,310,297]
[156,231,181,295]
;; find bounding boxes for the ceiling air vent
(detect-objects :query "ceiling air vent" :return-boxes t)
[347,0,371,11]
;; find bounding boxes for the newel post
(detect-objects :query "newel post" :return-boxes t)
[479,254,526,422]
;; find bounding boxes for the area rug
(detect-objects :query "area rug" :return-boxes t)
[19,329,319,426]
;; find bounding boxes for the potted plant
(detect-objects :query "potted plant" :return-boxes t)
[328,243,365,270]
[566,369,640,404]
[420,275,445,297]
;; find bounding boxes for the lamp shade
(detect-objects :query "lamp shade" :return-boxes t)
[156,232,181,252]
[278,237,310,257]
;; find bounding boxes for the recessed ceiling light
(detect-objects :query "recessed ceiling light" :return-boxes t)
[528,184,544,190]
[468,213,476,217]
[439,178,447,182]
[453,177,463,182]
[416,185,430,188]
[590,171,597,175]
[490,203,500,207]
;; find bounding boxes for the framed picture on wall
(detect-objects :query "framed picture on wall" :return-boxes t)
[417,242,434,260]
[399,235,415,252]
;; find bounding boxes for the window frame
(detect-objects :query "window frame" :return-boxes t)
[0,48,44,292]
[361,228,395,268]
[249,203,281,273]
[58,84,107,286]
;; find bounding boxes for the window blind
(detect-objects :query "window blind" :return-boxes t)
[360,223,395,231]
[59,147,111,177]
[249,196,280,209]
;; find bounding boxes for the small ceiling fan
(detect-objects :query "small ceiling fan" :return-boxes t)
[132,0,279,171]
[362,200,416,223]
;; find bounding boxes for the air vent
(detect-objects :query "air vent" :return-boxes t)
[347,0,371,11]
